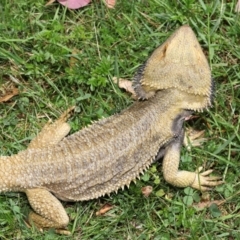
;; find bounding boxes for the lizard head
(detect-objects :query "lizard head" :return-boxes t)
[133,25,213,111]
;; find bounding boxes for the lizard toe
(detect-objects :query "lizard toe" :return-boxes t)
[191,169,223,191]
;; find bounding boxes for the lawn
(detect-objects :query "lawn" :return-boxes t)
[0,0,240,239]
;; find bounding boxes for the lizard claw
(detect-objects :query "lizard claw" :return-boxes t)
[191,167,224,191]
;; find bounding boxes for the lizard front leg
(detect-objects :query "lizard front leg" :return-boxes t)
[162,129,223,191]
[24,109,74,234]
[25,188,70,235]
[28,107,74,149]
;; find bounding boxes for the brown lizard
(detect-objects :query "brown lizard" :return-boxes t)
[0,25,222,234]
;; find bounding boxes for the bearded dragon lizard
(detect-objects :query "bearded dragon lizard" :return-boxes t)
[0,25,222,233]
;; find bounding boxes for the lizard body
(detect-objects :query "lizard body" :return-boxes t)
[0,25,222,233]
[1,89,188,200]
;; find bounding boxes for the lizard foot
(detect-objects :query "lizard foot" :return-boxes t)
[25,189,70,234]
[26,215,71,235]
[191,167,224,191]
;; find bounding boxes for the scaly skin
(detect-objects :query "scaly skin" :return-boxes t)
[0,25,223,233]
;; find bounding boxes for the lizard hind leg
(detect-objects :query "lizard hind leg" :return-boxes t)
[28,107,75,149]
[25,188,70,235]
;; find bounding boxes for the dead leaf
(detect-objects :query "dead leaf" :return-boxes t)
[45,0,56,6]
[69,48,80,69]
[165,192,174,200]
[96,203,113,216]
[113,77,137,99]
[0,86,18,103]
[141,186,153,197]
[194,200,225,210]
[236,0,240,12]
[194,192,225,210]
[105,0,116,8]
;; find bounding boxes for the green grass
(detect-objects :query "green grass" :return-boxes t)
[0,0,240,239]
